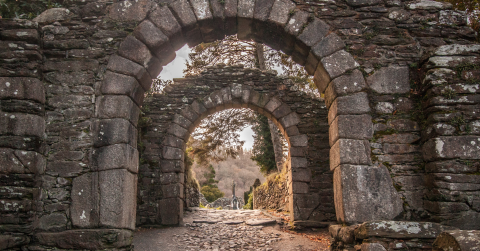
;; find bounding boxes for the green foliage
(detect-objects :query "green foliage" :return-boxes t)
[201,185,224,203]
[243,192,254,209]
[0,0,62,19]
[251,114,276,175]
[455,62,480,77]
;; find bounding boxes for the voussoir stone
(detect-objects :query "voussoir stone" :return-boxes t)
[106,0,155,22]
[367,66,410,94]
[107,55,152,91]
[321,50,359,80]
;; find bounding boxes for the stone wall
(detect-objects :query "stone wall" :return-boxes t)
[139,65,333,225]
[253,168,289,211]
[421,46,480,229]
[0,19,45,250]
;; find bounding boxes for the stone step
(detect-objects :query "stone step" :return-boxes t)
[245,219,277,226]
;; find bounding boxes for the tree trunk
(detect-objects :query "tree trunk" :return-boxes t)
[256,43,284,172]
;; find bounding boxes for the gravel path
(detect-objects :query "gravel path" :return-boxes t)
[133,208,330,251]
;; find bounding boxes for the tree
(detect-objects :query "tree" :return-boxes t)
[188,108,255,165]
[199,164,224,202]
[201,185,224,203]
[250,114,277,175]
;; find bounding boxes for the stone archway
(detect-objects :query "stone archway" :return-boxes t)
[83,0,403,233]
[137,65,332,225]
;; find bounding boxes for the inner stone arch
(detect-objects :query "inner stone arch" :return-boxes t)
[137,65,332,226]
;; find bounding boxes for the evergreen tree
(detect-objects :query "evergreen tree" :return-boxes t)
[250,114,277,175]
[200,164,225,202]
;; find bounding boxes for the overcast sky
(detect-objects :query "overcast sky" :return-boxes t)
[158,45,255,149]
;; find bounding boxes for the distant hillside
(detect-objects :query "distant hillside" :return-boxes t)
[192,149,265,198]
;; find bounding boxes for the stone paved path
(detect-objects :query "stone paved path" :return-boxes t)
[133,208,330,251]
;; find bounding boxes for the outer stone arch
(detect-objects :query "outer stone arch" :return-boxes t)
[86,0,404,233]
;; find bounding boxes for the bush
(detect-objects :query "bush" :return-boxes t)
[243,192,253,209]
[200,185,224,203]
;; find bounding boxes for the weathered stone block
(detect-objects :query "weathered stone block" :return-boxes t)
[133,20,175,65]
[330,139,371,170]
[93,144,139,173]
[291,157,308,168]
[284,10,309,37]
[328,92,371,124]
[237,0,255,40]
[162,135,185,149]
[96,95,141,125]
[35,229,132,249]
[292,182,309,194]
[71,172,97,228]
[33,8,72,24]
[433,230,480,250]
[106,0,154,22]
[264,97,282,113]
[367,66,409,94]
[423,136,480,161]
[324,70,366,108]
[99,169,137,230]
[167,123,189,140]
[117,35,162,78]
[38,212,67,231]
[149,5,185,50]
[294,18,330,64]
[106,55,152,91]
[101,71,144,105]
[0,148,45,174]
[163,146,184,160]
[355,221,458,239]
[46,161,85,177]
[169,0,202,47]
[0,113,44,138]
[321,50,359,80]
[291,168,311,182]
[334,165,403,223]
[158,198,183,225]
[425,160,477,173]
[224,0,238,35]
[93,118,137,148]
[272,103,292,119]
[361,243,387,251]
[306,33,345,75]
[0,77,45,103]
[280,112,300,128]
[161,160,185,173]
[329,114,373,146]
[289,134,308,147]
[162,183,184,198]
[190,0,220,42]
[313,62,331,93]
[0,235,30,250]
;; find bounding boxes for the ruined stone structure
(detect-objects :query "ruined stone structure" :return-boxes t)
[0,0,479,249]
[139,65,331,225]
